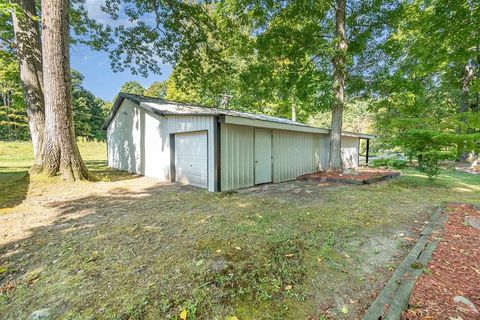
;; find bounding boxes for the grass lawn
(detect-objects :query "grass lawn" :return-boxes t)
[0,141,479,319]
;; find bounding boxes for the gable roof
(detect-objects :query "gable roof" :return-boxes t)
[102,93,376,139]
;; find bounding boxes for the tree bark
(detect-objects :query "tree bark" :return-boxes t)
[329,0,347,171]
[457,61,475,163]
[11,0,45,168]
[40,0,92,180]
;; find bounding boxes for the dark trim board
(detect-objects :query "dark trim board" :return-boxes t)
[366,138,370,165]
[169,134,176,182]
[214,117,221,192]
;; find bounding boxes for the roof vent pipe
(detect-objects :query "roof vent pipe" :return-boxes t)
[217,93,232,109]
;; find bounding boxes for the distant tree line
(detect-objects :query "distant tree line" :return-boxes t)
[0,56,109,141]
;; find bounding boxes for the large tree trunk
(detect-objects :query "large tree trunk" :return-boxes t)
[329,0,348,171]
[11,0,45,169]
[457,62,475,164]
[40,0,92,181]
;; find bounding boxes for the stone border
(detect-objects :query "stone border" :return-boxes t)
[300,171,401,185]
[362,207,448,320]
[328,171,401,185]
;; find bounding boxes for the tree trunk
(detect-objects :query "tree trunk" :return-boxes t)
[329,0,347,171]
[11,0,45,168]
[40,0,92,181]
[291,102,297,122]
[457,62,475,163]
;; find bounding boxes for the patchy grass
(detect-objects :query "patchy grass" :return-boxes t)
[0,142,479,319]
[0,141,132,213]
[0,142,33,211]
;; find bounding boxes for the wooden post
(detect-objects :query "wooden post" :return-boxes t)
[366,139,370,165]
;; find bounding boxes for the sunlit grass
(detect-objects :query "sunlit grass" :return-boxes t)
[0,141,107,210]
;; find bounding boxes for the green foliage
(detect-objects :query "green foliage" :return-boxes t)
[92,0,395,124]
[417,150,454,183]
[71,70,109,140]
[0,50,29,141]
[308,99,373,133]
[371,0,479,168]
[371,158,407,170]
[120,81,145,96]
[144,81,167,98]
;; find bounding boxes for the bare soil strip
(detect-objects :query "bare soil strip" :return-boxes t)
[298,169,400,185]
[363,207,448,320]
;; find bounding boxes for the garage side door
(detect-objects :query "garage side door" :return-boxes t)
[175,131,208,188]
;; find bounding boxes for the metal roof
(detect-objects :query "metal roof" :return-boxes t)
[102,93,376,139]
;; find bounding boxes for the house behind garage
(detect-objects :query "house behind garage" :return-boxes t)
[102,93,374,192]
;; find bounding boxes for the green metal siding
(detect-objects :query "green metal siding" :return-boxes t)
[220,124,255,191]
[220,123,361,190]
[272,130,321,183]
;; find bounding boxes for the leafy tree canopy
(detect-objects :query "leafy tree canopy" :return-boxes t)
[120,81,145,96]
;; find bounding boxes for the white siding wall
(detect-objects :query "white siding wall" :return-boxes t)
[220,124,254,191]
[107,100,216,191]
[318,135,360,169]
[319,134,330,171]
[341,136,360,168]
[272,130,320,183]
[107,100,144,174]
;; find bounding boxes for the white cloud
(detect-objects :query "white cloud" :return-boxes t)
[84,0,137,28]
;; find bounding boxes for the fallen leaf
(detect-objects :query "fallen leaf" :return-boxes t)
[180,309,187,320]
[341,305,349,314]
[195,260,204,267]
[284,253,294,258]
[404,237,416,242]
[349,299,358,304]
[226,317,239,320]
[284,285,292,291]
[216,249,222,253]
[235,246,242,251]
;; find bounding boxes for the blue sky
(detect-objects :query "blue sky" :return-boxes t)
[70,46,172,102]
[70,0,172,102]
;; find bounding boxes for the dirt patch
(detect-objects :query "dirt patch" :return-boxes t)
[403,204,480,320]
[298,168,400,185]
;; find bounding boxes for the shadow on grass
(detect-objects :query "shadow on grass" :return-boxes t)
[0,182,312,319]
[0,167,30,210]
[0,160,139,212]
[84,160,143,182]
[0,183,221,319]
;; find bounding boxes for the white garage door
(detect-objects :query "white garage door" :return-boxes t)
[175,131,208,188]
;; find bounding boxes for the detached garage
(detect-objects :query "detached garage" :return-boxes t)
[103,93,374,192]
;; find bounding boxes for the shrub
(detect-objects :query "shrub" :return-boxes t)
[417,150,452,182]
[371,158,407,169]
